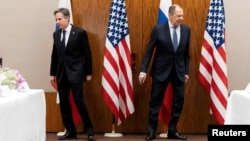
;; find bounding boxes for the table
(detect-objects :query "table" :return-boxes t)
[0,89,46,141]
[224,90,250,124]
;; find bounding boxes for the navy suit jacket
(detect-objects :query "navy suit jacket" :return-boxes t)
[50,25,92,83]
[140,22,190,82]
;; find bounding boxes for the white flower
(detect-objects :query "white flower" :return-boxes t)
[0,67,26,89]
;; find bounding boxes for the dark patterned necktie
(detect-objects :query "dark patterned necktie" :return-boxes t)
[61,30,66,48]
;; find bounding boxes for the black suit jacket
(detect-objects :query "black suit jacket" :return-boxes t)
[140,22,190,82]
[50,25,92,83]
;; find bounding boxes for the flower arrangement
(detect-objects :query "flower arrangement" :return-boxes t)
[0,67,26,89]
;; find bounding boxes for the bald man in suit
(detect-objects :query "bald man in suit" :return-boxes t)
[139,4,190,140]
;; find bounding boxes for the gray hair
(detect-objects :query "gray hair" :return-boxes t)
[169,4,181,15]
[54,8,70,20]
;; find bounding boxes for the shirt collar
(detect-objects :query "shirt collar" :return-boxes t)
[63,24,72,33]
[168,21,180,29]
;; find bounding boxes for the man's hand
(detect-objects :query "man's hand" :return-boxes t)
[185,75,189,83]
[86,75,92,81]
[50,76,56,84]
[138,72,146,85]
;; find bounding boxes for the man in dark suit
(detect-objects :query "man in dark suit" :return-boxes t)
[138,4,190,140]
[50,8,95,140]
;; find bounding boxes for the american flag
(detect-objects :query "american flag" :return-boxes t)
[198,0,228,125]
[156,0,173,126]
[101,0,134,125]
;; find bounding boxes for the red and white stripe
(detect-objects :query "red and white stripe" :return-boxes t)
[199,31,228,124]
[102,35,134,125]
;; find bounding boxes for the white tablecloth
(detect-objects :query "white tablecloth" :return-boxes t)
[224,90,250,124]
[0,89,46,141]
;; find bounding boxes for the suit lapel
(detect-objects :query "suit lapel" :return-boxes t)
[55,31,61,45]
[165,23,172,44]
[179,25,185,51]
[66,26,76,49]
[164,22,175,53]
[54,30,66,52]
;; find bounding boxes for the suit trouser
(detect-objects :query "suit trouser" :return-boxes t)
[148,73,185,133]
[57,73,93,134]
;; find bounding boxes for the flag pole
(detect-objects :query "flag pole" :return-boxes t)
[159,131,168,138]
[104,114,123,137]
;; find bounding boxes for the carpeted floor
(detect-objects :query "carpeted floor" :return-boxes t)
[46,133,207,141]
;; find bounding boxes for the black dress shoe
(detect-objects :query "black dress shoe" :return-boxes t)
[168,132,187,140]
[86,128,95,140]
[57,132,77,140]
[145,133,156,141]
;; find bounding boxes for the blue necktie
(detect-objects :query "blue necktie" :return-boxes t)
[173,28,178,52]
[61,30,66,48]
